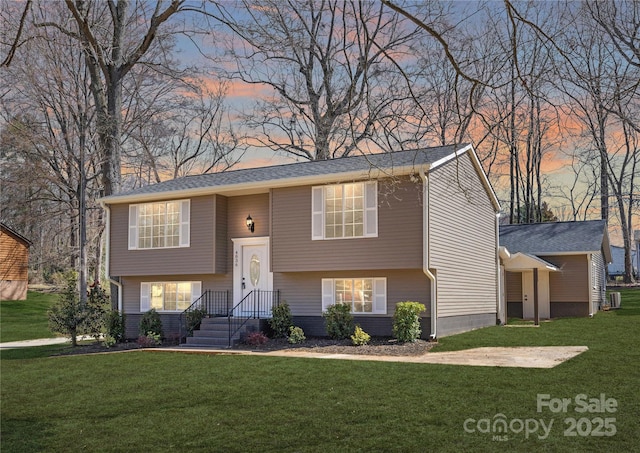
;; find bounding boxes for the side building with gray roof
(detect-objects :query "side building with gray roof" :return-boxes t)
[499,220,612,319]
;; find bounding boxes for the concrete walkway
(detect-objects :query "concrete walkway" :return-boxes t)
[154,345,589,368]
[0,336,95,349]
[1,338,589,368]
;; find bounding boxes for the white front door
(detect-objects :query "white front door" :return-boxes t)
[522,271,550,319]
[232,237,272,316]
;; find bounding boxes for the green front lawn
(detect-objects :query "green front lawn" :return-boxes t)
[0,291,59,342]
[1,289,638,452]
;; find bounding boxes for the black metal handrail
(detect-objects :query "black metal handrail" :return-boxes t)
[228,289,280,347]
[179,290,229,341]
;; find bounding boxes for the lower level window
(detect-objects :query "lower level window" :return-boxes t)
[322,278,386,314]
[140,281,201,312]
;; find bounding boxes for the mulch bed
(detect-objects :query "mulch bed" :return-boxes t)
[52,337,436,357]
[234,337,436,356]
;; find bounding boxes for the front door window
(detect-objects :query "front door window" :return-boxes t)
[250,254,260,287]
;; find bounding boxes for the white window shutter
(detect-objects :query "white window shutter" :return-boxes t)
[364,182,378,237]
[321,279,334,312]
[191,281,201,304]
[179,200,190,247]
[140,283,151,312]
[128,205,138,249]
[373,278,386,314]
[312,186,324,240]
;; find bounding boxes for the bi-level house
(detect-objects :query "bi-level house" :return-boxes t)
[101,144,501,344]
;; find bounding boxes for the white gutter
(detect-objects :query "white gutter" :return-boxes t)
[100,202,123,311]
[588,253,594,317]
[111,278,123,312]
[496,213,504,325]
[419,168,437,340]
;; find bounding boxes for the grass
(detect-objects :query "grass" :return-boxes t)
[1,288,639,452]
[0,291,59,342]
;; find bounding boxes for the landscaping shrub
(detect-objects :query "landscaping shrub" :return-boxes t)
[323,303,354,340]
[269,302,292,338]
[139,309,163,338]
[102,335,117,348]
[244,331,269,346]
[48,274,84,346]
[84,284,110,341]
[186,308,207,336]
[288,326,306,344]
[137,332,161,347]
[106,310,126,343]
[351,325,371,346]
[48,272,108,346]
[393,301,426,343]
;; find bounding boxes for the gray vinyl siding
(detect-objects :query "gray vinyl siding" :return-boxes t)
[428,153,498,318]
[591,251,606,309]
[214,195,228,273]
[110,195,216,276]
[274,269,430,317]
[544,254,589,303]
[271,178,423,272]
[227,193,270,240]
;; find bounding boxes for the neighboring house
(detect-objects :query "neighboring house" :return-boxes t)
[101,144,501,343]
[499,220,612,320]
[0,223,32,301]
[608,245,638,279]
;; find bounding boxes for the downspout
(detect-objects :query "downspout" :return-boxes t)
[419,169,437,340]
[587,253,594,317]
[100,202,123,312]
[495,213,503,325]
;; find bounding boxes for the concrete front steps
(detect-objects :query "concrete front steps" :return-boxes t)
[183,317,262,348]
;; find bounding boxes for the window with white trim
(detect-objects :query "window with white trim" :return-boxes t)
[322,278,386,314]
[140,281,201,312]
[312,182,377,240]
[128,200,190,249]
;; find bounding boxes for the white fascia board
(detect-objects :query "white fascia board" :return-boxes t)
[505,252,559,271]
[533,251,596,257]
[100,164,426,205]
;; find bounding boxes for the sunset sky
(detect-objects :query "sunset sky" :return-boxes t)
[168,4,638,247]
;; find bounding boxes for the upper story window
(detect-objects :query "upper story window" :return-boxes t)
[312,182,377,240]
[128,200,190,250]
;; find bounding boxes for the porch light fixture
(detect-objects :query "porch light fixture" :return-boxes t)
[246,214,255,233]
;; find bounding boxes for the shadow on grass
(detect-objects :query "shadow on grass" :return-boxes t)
[612,305,640,316]
[1,419,51,452]
[0,344,70,360]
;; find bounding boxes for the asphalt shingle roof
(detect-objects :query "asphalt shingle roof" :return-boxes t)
[104,144,464,202]
[499,220,607,254]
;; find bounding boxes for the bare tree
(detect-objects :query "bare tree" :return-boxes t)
[208,0,424,160]
[1,0,198,196]
[1,16,105,303]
